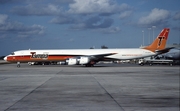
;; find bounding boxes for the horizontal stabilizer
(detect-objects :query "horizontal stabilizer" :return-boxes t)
[155,47,174,54]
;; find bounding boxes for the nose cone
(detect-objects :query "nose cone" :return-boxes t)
[4,56,7,61]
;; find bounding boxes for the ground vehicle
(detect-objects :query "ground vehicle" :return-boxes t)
[138,57,174,66]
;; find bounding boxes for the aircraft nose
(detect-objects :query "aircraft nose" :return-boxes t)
[4,56,7,61]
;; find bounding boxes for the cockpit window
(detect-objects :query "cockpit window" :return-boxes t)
[11,52,15,55]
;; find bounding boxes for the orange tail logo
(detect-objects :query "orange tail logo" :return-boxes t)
[143,28,170,52]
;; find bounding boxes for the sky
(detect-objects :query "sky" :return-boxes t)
[0,0,180,56]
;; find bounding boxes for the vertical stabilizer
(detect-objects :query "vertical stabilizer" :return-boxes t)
[143,28,170,52]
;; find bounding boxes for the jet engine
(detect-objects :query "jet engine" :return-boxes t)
[66,56,90,65]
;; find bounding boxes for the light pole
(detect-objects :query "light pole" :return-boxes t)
[152,26,156,40]
[148,28,151,44]
[142,30,144,46]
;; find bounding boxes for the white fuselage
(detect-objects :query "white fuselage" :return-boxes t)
[4,48,156,63]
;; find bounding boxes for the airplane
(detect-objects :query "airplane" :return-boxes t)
[163,49,180,60]
[4,28,172,67]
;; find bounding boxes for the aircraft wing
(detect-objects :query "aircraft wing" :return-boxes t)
[89,53,117,60]
[91,53,117,57]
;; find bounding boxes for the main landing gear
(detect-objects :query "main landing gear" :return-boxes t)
[85,64,94,67]
[84,61,96,67]
[85,61,96,67]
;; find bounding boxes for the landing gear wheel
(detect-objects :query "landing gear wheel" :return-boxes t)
[85,64,94,67]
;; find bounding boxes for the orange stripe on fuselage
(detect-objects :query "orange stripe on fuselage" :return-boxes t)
[6,55,74,62]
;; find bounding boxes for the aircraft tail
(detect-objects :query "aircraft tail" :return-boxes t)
[143,28,170,52]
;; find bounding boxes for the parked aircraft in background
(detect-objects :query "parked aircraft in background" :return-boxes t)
[163,49,180,65]
[163,49,180,60]
[4,28,172,67]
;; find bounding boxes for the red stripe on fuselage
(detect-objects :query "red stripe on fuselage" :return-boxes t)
[6,55,74,62]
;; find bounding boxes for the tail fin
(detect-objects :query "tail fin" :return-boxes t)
[143,28,170,52]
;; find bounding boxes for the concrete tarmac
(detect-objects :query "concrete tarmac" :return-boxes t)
[0,63,179,111]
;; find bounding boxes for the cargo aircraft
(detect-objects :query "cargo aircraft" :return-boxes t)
[4,28,172,67]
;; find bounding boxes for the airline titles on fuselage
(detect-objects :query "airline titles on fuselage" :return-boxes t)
[30,52,48,59]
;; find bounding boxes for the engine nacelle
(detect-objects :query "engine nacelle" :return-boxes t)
[78,56,90,64]
[66,56,90,65]
[65,58,77,65]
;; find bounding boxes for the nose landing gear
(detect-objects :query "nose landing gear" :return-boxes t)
[17,62,20,67]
